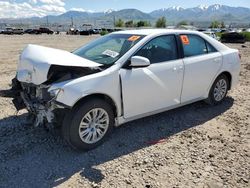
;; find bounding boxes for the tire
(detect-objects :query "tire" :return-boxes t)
[205,74,229,105]
[61,98,114,151]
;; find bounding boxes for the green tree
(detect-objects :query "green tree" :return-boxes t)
[177,21,188,26]
[115,19,124,27]
[155,17,166,28]
[221,21,225,28]
[125,20,134,27]
[210,20,220,28]
[137,20,145,27]
[137,20,151,27]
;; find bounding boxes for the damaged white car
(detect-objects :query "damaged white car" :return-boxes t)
[0,29,240,150]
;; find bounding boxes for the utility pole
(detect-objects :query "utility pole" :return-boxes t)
[71,16,74,27]
[46,16,49,27]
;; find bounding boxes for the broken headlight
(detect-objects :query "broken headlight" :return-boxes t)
[49,88,63,98]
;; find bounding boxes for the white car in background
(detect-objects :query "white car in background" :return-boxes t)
[0,29,241,150]
[203,31,220,40]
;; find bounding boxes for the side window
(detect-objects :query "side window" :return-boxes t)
[182,35,207,57]
[206,42,217,53]
[135,35,178,64]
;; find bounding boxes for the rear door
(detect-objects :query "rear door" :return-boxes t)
[180,34,223,102]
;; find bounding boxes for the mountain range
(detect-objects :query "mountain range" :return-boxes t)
[150,4,250,23]
[1,4,250,27]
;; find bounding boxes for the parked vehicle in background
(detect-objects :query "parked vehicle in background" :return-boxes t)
[203,31,220,40]
[0,29,241,151]
[92,29,101,34]
[24,29,41,34]
[24,29,33,34]
[13,28,24,35]
[221,32,246,43]
[66,28,79,35]
[80,24,94,35]
[2,27,14,35]
[79,29,93,35]
[39,27,54,34]
[220,29,228,33]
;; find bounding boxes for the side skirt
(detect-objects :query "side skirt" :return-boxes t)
[115,97,205,126]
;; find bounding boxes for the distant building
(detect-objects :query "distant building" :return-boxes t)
[166,26,176,29]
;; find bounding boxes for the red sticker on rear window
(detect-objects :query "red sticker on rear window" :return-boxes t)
[180,35,190,45]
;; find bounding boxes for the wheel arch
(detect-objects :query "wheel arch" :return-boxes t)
[72,93,118,117]
[217,71,232,90]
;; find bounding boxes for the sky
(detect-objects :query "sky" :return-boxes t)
[0,0,250,18]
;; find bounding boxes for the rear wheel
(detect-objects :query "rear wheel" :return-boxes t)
[205,74,229,105]
[62,98,114,151]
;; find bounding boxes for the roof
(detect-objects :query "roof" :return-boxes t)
[114,29,200,36]
[115,28,229,52]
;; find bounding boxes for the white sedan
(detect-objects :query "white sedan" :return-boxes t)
[0,29,241,150]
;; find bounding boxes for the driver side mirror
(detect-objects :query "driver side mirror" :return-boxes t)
[130,56,150,68]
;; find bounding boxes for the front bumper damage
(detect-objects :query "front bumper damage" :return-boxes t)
[0,77,68,128]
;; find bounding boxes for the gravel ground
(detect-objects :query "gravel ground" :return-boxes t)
[0,35,249,188]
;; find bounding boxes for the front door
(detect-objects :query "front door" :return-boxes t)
[120,35,184,119]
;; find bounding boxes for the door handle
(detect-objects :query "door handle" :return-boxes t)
[213,58,221,63]
[173,66,183,73]
[178,66,184,70]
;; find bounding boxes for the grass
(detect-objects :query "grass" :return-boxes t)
[216,32,250,41]
[241,32,250,41]
[215,32,222,38]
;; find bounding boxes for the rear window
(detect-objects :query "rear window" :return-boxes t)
[180,34,217,57]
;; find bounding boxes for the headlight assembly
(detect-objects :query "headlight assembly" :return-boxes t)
[49,88,63,98]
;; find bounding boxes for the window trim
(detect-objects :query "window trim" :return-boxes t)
[205,40,218,54]
[179,34,218,58]
[123,34,181,68]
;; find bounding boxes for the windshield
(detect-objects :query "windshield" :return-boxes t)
[73,33,145,65]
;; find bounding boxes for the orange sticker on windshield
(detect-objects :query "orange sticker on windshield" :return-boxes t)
[180,35,190,45]
[128,35,141,41]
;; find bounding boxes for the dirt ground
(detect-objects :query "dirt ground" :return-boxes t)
[0,34,249,188]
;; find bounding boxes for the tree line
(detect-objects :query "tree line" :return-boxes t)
[115,17,227,28]
[115,17,167,28]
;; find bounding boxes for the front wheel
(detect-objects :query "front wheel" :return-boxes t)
[205,74,229,105]
[62,98,114,151]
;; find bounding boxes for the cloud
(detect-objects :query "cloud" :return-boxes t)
[69,8,87,12]
[38,0,65,7]
[29,0,37,4]
[0,1,66,18]
[40,4,66,13]
[69,8,95,13]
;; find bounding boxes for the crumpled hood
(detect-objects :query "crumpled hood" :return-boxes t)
[17,44,101,85]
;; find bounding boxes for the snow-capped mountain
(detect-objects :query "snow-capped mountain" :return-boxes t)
[150,4,250,22]
[2,4,250,26]
[197,5,209,10]
[168,6,184,11]
[104,9,116,14]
